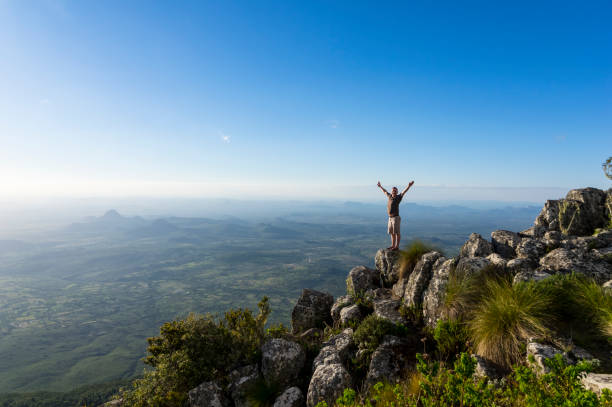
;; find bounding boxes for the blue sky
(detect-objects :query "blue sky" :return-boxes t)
[0,0,610,201]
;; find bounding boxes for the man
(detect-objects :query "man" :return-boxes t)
[377,180,414,250]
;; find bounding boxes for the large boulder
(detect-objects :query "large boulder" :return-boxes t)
[375,248,402,286]
[373,297,406,325]
[346,266,380,296]
[313,329,355,371]
[516,238,546,262]
[491,230,522,259]
[273,387,304,407]
[400,252,442,307]
[188,381,230,407]
[460,233,492,258]
[291,289,334,333]
[307,363,352,407]
[455,256,490,276]
[581,374,612,396]
[261,339,306,388]
[534,200,561,231]
[229,365,260,407]
[331,295,353,323]
[540,247,611,283]
[559,188,608,236]
[365,335,417,389]
[339,304,362,325]
[539,248,580,274]
[422,258,457,328]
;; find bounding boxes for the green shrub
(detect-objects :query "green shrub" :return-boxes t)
[433,319,469,360]
[120,297,271,407]
[468,279,552,368]
[353,315,409,360]
[399,240,438,280]
[266,322,289,338]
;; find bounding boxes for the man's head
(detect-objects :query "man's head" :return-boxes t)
[391,187,398,196]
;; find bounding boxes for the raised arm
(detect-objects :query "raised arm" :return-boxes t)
[377,181,389,196]
[401,181,415,196]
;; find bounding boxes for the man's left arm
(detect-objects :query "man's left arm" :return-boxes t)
[401,181,415,196]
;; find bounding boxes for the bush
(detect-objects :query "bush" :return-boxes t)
[468,279,552,368]
[353,315,409,360]
[433,319,469,360]
[120,297,271,407]
[399,240,438,280]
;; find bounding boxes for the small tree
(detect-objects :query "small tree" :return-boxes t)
[603,156,612,180]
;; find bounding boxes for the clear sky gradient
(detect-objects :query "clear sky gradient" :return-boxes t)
[1,1,610,201]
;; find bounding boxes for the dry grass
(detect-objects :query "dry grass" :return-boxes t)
[467,278,552,368]
[398,240,437,280]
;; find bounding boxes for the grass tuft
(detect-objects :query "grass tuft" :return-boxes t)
[468,279,552,368]
[398,240,438,280]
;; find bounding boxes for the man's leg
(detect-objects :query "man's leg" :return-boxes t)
[388,233,395,250]
[395,234,401,249]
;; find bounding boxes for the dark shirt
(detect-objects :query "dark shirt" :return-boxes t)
[387,193,403,217]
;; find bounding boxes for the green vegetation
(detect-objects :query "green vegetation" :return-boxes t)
[353,315,410,360]
[438,270,612,369]
[433,319,469,361]
[399,240,439,280]
[120,298,270,407]
[469,277,551,368]
[317,353,612,407]
[0,380,131,407]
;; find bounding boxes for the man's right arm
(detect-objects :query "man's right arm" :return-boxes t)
[377,181,389,196]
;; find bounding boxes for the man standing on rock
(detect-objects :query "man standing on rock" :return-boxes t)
[377,181,414,250]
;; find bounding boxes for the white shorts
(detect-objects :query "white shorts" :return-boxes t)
[388,216,401,234]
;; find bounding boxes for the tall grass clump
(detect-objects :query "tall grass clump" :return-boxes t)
[468,278,552,368]
[571,277,612,340]
[399,240,438,280]
[441,264,507,321]
[540,273,612,341]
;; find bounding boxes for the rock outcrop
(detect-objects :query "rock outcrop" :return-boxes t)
[375,248,402,286]
[397,251,442,307]
[365,335,416,389]
[460,233,492,258]
[291,289,334,333]
[346,266,379,295]
[307,362,352,407]
[491,230,522,259]
[422,258,457,328]
[261,339,306,388]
